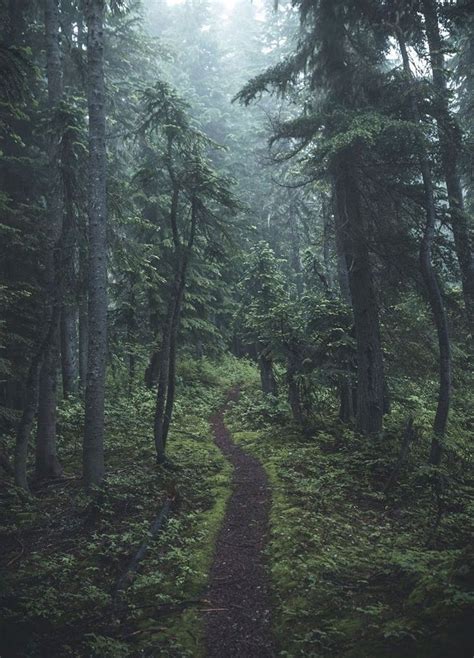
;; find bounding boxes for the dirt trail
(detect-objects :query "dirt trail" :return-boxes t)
[204,391,275,657]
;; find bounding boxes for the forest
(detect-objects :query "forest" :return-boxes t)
[0,0,473,656]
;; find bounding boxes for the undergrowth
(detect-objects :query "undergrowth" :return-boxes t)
[227,380,474,658]
[0,356,252,657]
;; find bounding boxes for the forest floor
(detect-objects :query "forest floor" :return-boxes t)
[205,389,275,657]
[1,357,472,657]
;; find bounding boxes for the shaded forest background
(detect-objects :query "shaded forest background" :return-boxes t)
[0,0,473,656]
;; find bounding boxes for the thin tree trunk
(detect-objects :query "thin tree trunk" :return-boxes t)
[78,240,88,391]
[322,194,335,292]
[36,340,63,478]
[78,296,88,389]
[154,302,174,464]
[289,204,303,297]
[333,183,356,423]
[60,176,79,398]
[286,353,303,425]
[161,295,182,449]
[35,0,64,479]
[14,358,41,490]
[334,160,385,434]
[145,351,159,389]
[398,32,451,466]
[83,0,107,488]
[61,309,79,397]
[154,195,197,463]
[258,344,277,396]
[422,0,474,325]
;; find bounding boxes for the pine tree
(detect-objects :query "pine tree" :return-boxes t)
[83,0,107,488]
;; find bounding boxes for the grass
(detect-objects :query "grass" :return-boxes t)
[2,356,472,657]
[226,381,474,658]
[0,356,251,657]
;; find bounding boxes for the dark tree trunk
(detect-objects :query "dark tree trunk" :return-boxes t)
[154,273,184,463]
[333,186,356,423]
[161,297,181,448]
[7,0,26,44]
[36,339,63,478]
[289,204,304,297]
[334,158,385,435]
[83,0,107,487]
[78,241,88,391]
[154,195,197,464]
[286,353,303,425]
[258,344,277,397]
[145,351,159,389]
[422,0,474,325]
[61,308,79,397]
[154,321,172,464]
[60,171,79,398]
[398,32,451,466]
[14,357,41,490]
[322,194,335,292]
[78,296,88,390]
[35,0,64,479]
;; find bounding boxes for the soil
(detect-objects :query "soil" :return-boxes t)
[204,391,275,657]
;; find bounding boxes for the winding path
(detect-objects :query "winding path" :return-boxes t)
[204,391,275,657]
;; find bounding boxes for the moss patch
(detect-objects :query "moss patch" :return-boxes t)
[227,386,474,658]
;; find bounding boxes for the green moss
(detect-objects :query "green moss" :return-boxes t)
[0,356,242,658]
[161,451,233,657]
[227,383,474,658]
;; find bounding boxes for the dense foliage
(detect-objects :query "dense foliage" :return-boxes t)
[0,0,472,656]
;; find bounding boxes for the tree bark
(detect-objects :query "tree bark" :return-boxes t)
[322,194,335,292]
[83,0,107,488]
[36,340,63,478]
[161,289,183,448]
[286,352,303,425]
[35,0,64,479]
[154,195,197,463]
[422,0,474,325]
[333,184,356,423]
[14,357,41,490]
[78,240,88,391]
[289,203,303,297]
[61,308,79,397]
[258,344,278,397]
[60,165,79,398]
[398,32,451,466]
[334,157,385,435]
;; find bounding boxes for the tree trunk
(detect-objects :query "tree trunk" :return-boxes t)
[35,0,64,479]
[322,194,335,292]
[145,351,159,388]
[154,303,174,464]
[83,0,107,488]
[61,308,79,397]
[286,353,303,425]
[8,0,26,44]
[14,357,41,490]
[78,296,88,390]
[161,301,181,449]
[154,196,197,463]
[289,204,304,297]
[258,344,277,396]
[334,157,385,435]
[398,32,452,466]
[422,0,474,325]
[333,185,356,423]
[78,240,88,391]
[60,173,79,398]
[36,338,63,478]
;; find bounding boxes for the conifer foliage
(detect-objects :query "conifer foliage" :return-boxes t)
[0,0,472,655]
